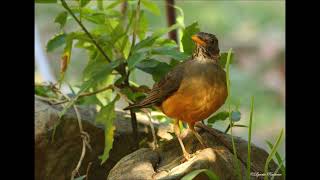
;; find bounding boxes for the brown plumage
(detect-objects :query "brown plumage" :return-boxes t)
[124,32,228,160]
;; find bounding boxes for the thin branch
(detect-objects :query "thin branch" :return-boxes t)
[69,99,91,180]
[52,85,114,105]
[71,139,86,180]
[85,162,93,180]
[80,85,114,97]
[60,0,112,63]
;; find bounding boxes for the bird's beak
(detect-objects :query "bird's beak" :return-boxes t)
[191,35,206,46]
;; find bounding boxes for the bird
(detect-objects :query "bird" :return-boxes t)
[124,32,228,160]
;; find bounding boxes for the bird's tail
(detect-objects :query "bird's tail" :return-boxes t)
[123,104,141,110]
[123,101,153,110]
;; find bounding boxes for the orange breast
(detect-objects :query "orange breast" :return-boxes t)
[160,79,227,123]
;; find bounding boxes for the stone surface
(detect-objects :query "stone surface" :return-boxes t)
[108,124,282,180]
[35,97,155,180]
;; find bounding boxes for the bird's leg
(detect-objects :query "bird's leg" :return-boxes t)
[188,122,208,149]
[174,119,190,160]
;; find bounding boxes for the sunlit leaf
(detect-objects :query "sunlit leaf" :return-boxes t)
[181,22,200,55]
[96,96,120,164]
[46,33,66,52]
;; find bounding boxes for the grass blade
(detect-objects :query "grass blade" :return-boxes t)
[266,140,285,179]
[263,128,284,180]
[270,159,285,180]
[246,96,254,180]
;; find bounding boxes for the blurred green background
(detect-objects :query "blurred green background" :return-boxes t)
[35,1,285,156]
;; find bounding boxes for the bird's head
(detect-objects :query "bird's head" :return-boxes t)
[191,32,220,61]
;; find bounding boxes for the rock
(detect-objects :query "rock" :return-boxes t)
[108,124,282,180]
[35,97,155,180]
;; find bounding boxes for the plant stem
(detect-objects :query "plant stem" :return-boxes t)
[125,0,142,150]
[229,105,242,180]
[246,96,254,180]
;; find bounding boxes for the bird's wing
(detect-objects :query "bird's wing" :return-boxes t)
[124,60,188,109]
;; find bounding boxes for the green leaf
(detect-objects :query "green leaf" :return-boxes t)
[136,59,172,82]
[134,23,181,52]
[35,0,57,3]
[96,96,120,164]
[46,33,66,52]
[266,140,286,178]
[219,52,234,69]
[127,52,147,70]
[231,111,241,122]
[207,111,229,124]
[54,11,68,29]
[151,46,190,61]
[79,0,91,7]
[181,169,219,180]
[141,0,160,15]
[181,22,200,55]
[264,128,284,180]
[83,50,120,87]
[134,35,159,52]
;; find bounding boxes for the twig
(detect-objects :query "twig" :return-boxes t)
[71,138,86,180]
[35,95,59,103]
[52,85,114,105]
[60,91,91,180]
[85,162,93,180]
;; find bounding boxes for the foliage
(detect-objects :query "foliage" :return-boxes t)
[263,128,284,180]
[36,0,236,167]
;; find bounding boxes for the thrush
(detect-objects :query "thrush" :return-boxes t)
[124,32,228,160]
